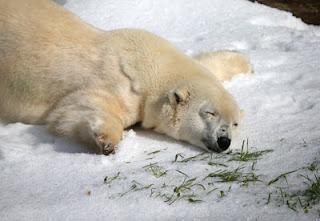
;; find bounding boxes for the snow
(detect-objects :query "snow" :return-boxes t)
[1,0,320,220]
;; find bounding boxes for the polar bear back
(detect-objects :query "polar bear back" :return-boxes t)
[194,50,253,82]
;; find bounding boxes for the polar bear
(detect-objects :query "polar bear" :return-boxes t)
[0,0,252,155]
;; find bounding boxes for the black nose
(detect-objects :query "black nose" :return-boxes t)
[217,137,231,151]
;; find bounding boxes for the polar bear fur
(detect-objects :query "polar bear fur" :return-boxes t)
[0,0,252,155]
[194,51,253,81]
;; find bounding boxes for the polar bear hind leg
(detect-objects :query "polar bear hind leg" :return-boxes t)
[193,50,253,82]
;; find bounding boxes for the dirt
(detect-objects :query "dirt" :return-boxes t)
[249,0,320,25]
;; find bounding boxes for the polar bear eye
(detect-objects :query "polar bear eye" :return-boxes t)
[233,123,238,127]
[206,112,216,117]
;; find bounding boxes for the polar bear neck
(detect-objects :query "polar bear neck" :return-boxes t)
[100,29,212,94]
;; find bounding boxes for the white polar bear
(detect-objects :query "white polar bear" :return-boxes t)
[0,0,252,155]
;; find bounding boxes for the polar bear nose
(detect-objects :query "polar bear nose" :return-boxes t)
[217,137,231,151]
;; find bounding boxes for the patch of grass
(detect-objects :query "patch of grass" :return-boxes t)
[164,177,203,205]
[104,172,120,184]
[103,139,320,214]
[300,173,320,202]
[266,193,272,205]
[188,198,203,203]
[207,187,218,195]
[143,163,168,178]
[204,168,242,182]
[268,170,298,185]
[176,170,189,177]
[147,148,168,155]
[145,157,155,160]
[173,153,184,162]
[203,165,261,184]
[252,161,257,170]
[265,163,320,213]
[304,161,320,172]
[173,152,206,163]
[208,162,228,167]
[287,200,298,212]
[119,180,154,197]
[228,139,273,162]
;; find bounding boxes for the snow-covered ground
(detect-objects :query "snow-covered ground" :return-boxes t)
[1,0,320,220]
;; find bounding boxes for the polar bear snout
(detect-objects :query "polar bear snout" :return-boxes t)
[217,137,231,151]
[202,136,231,153]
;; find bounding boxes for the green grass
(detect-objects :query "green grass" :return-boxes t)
[208,162,228,167]
[266,193,272,205]
[103,139,273,204]
[104,172,120,184]
[119,180,154,197]
[207,187,218,195]
[268,170,298,185]
[173,152,206,163]
[143,163,168,178]
[163,177,205,205]
[301,173,320,202]
[203,165,261,184]
[228,139,273,162]
[102,139,319,215]
[147,148,168,155]
[265,161,320,213]
[176,170,189,177]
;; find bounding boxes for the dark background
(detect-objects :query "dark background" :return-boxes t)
[249,0,320,25]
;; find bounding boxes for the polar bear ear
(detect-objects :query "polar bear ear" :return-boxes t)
[168,89,190,106]
[240,109,245,119]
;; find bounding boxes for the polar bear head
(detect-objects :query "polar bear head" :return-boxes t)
[130,30,245,152]
[143,75,244,153]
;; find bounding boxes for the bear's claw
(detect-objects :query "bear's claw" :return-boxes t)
[102,143,115,155]
[93,132,116,155]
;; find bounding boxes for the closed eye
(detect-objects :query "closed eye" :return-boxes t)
[206,112,216,117]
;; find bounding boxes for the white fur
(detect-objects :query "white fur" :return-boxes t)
[194,50,253,82]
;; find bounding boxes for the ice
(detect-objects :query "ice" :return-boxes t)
[1,0,320,220]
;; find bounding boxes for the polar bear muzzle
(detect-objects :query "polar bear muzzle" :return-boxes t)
[203,137,231,153]
[217,137,231,151]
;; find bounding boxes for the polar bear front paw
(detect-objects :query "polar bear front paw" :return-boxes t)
[93,132,117,155]
[88,114,123,155]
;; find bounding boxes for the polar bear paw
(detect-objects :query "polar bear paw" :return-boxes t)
[88,114,124,155]
[92,132,117,155]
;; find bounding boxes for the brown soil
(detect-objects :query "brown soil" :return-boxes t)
[248,0,320,25]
